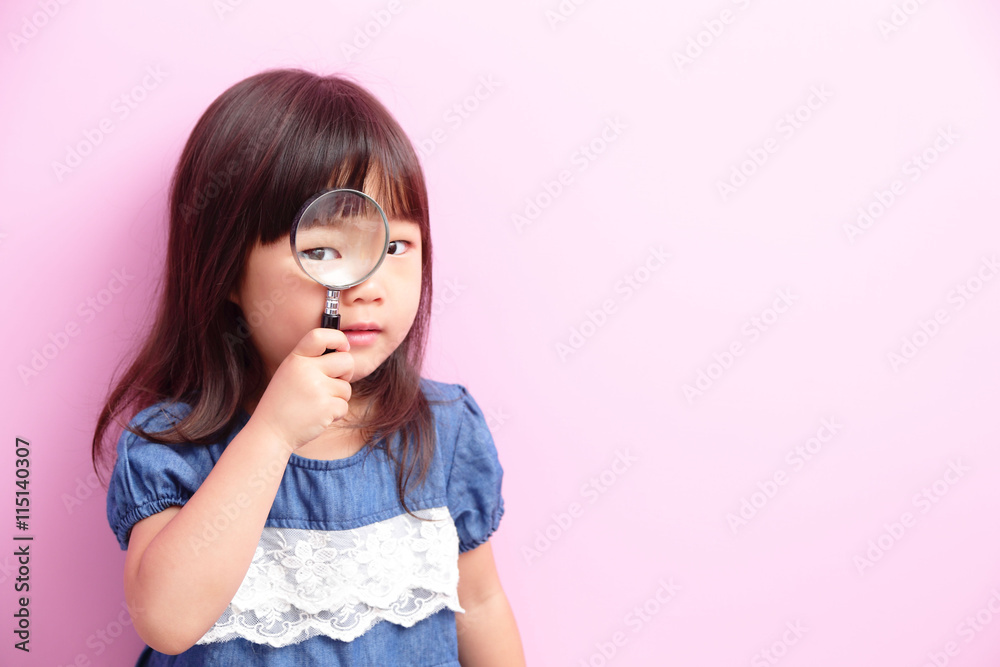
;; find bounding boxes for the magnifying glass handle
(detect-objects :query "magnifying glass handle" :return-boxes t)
[322,313,340,355]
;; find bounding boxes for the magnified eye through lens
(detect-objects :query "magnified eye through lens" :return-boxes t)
[290,189,389,290]
[298,247,342,262]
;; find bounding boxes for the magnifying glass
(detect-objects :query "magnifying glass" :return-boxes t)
[290,189,389,353]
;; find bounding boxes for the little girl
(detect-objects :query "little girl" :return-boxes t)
[91,69,525,666]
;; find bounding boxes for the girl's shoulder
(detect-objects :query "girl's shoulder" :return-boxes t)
[419,377,489,430]
[126,400,194,432]
[115,400,233,466]
[108,401,231,550]
[419,376,465,402]
[418,376,496,454]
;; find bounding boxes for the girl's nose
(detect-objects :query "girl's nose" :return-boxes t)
[342,273,384,303]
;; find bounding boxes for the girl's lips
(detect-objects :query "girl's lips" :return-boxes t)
[343,329,380,346]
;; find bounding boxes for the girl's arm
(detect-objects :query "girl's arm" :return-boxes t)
[123,328,354,655]
[455,541,525,666]
[124,421,293,654]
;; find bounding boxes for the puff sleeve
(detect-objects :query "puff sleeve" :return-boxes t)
[446,386,505,553]
[106,403,214,551]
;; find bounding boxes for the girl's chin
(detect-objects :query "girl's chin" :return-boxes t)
[347,356,394,385]
[345,361,375,384]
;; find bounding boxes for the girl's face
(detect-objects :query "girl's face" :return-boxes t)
[230,218,423,389]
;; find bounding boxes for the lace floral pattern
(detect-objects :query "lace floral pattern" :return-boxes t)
[196,506,465,647]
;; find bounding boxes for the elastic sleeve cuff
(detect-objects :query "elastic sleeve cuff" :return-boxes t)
[458,497,505,553]
[112,496,190,550]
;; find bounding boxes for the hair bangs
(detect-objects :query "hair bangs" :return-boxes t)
[252,75,427,246]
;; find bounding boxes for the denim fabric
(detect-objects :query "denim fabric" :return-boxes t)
[133,611,460,667]
[107,378,504,666]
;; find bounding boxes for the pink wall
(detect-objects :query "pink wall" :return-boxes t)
[2,0,1000,665]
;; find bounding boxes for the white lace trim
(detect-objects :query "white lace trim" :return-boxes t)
[196,506,465,647]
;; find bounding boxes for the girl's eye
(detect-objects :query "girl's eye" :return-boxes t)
[299,247,341,261]
[387,240,411,256]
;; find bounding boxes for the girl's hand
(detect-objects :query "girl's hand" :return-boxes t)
[249,328,354,453]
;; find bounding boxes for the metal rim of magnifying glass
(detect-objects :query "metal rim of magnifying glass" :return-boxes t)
[289,188,391,290]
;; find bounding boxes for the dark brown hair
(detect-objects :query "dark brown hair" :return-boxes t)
[92,69,437,518]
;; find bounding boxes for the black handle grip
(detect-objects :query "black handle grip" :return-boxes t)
[322,312,340,355]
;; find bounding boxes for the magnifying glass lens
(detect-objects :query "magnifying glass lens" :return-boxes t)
[290,190,390,353]
[292,191,388,289]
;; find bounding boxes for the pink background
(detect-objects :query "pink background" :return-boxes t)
[2,0,1000,665]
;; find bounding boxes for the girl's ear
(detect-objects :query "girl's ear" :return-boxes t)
[228,289,242,308]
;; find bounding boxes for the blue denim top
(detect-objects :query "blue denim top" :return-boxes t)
[106,379,505,667]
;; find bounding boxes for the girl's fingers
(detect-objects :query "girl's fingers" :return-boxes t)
[292,328,350,357]
[290,328,355,382]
